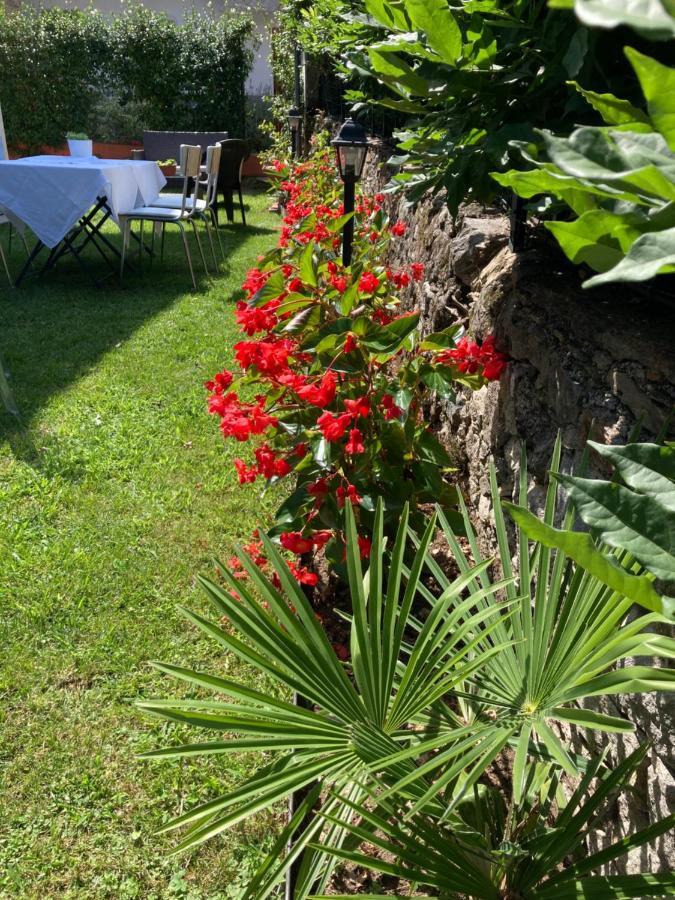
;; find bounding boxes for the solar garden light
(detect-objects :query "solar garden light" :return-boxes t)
[331,117,369,266]
[288,106,302,158]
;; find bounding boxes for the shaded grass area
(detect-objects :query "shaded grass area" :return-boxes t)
[0,187,283,898]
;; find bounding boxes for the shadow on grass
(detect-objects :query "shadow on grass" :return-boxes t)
[0,190,276,438]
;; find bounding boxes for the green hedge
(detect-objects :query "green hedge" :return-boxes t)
[0,3,255,151]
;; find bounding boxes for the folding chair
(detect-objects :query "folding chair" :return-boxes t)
[154,144,224,269]
[120,144,208,290]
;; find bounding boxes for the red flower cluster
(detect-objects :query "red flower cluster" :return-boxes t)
[234,444,292,484]
[207,140,508,590]
[438,335,508,382]
[209,392,278,442]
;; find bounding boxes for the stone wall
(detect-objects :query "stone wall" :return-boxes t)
[364,141,675,872]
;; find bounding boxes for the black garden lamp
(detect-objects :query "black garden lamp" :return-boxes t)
[331,117,369,266]
[288,106,301,158]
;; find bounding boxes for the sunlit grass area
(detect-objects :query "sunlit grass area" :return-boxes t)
[0,186,283,898]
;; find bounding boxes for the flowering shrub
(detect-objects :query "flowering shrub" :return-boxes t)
[207,136,507,577]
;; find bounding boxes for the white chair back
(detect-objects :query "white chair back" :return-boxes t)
[204,144,221,207]
[178,144,202,216]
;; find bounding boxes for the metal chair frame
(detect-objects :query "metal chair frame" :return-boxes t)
[155,144,224,270]
[120,144,207,290]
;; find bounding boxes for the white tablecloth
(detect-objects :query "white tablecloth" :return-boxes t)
[0,156,166,248]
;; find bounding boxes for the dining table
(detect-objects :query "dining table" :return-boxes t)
[0,155,166,286]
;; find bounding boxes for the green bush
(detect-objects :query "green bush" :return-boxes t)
[0,2,256,152]
[0,6,107,151]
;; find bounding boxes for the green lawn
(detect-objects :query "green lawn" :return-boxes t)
[0,188,284,898]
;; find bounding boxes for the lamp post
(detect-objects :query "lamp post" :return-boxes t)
[331,117,369,267]
[288,106,302,159]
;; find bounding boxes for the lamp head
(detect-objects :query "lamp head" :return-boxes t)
[331,117,369,183]
[288,106,301,132]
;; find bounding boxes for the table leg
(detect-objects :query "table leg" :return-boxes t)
[15,240,45,287]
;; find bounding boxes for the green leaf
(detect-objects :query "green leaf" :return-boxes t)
[503,502,672,617]
[551,706,635,732]
[361,313,419,353]
[584,226,675,285]
[567,0,675,40]
[625,48,675,151]
[562,27,588,79]
[250,270,285,306]
[546,210,642,272]
[590,441,675,507]
[420,364,456,400]
[298,243,318,288]
[491,167,613,215]
[419,325,461,351]
[533,873,675,899]
[367,49,428,96]
[570,81,650,126]
[364,0,410,31]
[404,0,462,66]
[339,282,359,316]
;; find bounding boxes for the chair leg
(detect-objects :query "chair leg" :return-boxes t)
[223,190,235,223]
[21,231,30,259]
[190,219,209,276]
[209,207,225,262]
[178,222,197,291]
[120,218,131,283]
[138,219,144,264]
[8,223,12,256]
[202,213,219,271]
[238,186,246,226]
[0,242,12,286]
[160,223,166,262]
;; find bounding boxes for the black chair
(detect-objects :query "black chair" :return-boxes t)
[216,139,249,226]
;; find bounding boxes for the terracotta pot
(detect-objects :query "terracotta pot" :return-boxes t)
[159,164,177,176]
[93,141,142,160]
[241,153,264,177]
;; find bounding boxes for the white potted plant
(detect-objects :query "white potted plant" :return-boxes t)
[66,132,93,158]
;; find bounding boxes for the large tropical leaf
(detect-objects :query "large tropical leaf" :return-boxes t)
[501,47,675,285]
[553,441,675,583]
[550,0,675,40]
[504,503,673,617]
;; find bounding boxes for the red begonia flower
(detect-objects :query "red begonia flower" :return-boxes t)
[336,483,361,507]
[343,333,358,354]
[344,396,370,419]
[296,370,337,406]
[317,411,352,442]
[358,536,372,558]
[280,531,314,555]
[358,272,380,294]
[345,428,365,455]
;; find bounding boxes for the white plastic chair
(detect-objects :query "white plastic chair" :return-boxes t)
[120,144,208,290]
[154,143,224,268]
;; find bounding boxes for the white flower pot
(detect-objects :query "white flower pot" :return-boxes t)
[67,139,93,158]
